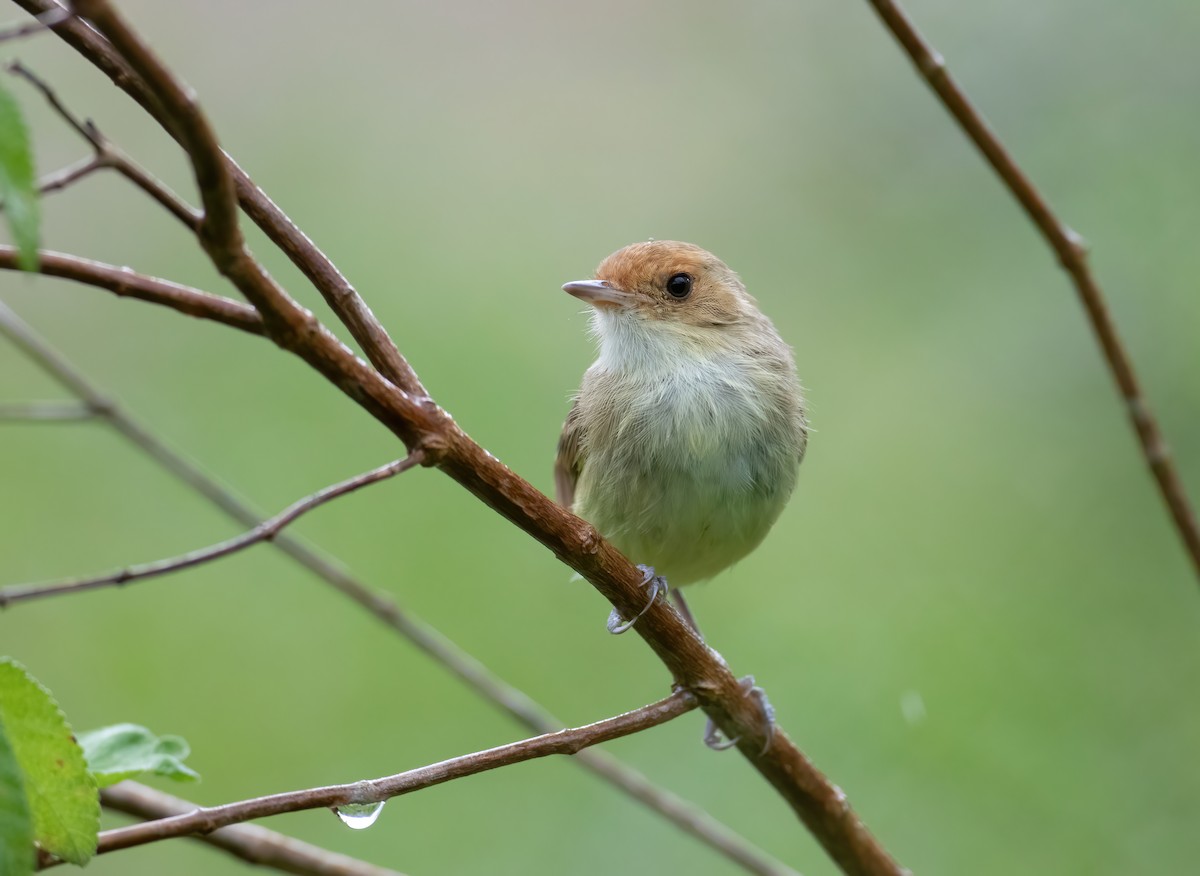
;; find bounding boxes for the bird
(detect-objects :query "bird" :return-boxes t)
[556,240,808,638]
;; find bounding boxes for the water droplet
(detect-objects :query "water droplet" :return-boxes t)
[335,801,384,830]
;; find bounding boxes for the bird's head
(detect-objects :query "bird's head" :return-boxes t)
[563,240,759,334]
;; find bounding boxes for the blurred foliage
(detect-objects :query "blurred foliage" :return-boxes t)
[0,80,39,270]
[1,1,1198,874]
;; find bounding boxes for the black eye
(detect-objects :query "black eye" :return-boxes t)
[665,272,693,299]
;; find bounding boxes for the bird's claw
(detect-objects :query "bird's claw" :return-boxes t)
[606,565,668,634]
[703,675,777,753]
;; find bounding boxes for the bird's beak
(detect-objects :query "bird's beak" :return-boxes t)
[562,279,635,309]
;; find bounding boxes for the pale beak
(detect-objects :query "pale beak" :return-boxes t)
[562,279,635,309]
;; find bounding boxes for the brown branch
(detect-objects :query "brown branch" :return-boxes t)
[0,453,424,607]
[0,247,264,333]
[70,1,234,250]
[0,304,797,876]
[0,400,97,420]
[102,782,408,876]
[864,0,1200,580]
[15,0,426,397]
[7,60,201,228]
[36,692,697,865]
[35,155,103,194]
[21,4,903,873]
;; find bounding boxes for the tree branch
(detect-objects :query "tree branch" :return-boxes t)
[101,782,408,876]
[7,60,201,228]
[0,247,264,333]
[863,0,1200,580]
[34,154,103,195]
[15,4,904,873]
[0,304,797,876]
[37,692,697,865]
[15,0,427,397]
[0,452,425,607]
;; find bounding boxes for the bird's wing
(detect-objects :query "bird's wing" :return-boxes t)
[554,398,585,510]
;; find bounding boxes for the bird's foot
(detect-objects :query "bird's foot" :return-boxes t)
[606,565,668,635]
[703,675,777,753]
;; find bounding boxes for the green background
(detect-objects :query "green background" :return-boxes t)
[2,1,1198,873]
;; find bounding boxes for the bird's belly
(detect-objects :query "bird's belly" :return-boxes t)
[576,445,791,587]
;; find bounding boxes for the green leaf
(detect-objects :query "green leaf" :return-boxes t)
[0,715,34,876]
[0,82,40,270]
[78,724,200,787]
[0,659,97,866]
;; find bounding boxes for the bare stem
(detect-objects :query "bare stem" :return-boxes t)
[8,60,201,228]
[15,0,426,396]
[35,155,103,195]
[14,3,905,872]
[0,453,425,607]
[0,247,264,333]
[863,0,1200,580]
[102,782,408,876]
[37,692,697,865]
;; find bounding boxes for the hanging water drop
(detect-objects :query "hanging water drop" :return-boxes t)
[335,800,385,830]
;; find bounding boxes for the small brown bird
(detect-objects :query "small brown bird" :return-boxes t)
[557,241,807,635]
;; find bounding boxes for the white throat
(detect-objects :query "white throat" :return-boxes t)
[591,309,726,375]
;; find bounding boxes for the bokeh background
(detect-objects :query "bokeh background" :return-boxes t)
[2,1,1198,873]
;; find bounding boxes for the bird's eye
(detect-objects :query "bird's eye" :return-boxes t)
[665,273,693,299]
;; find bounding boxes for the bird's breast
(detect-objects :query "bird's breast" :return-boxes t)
[573,356,802,585]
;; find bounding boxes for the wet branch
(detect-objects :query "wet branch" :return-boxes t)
[38,692,697,865]
[0,303,797,876]
[101,782,409,876]
[6,2,903,873]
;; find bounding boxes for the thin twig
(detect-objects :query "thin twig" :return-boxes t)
[35,155,102,194]
[0,247,264,333]
[0,400,97,421]
[0,304,797,876]
[23,4,903,872]
[7,60,201,228]
[864,0,1200,580]
[71,2,234,248]
[0,453,424,607]
[37,692,697,865]
[102,782,408,876]
[15,0,427,397]
[0,4,68,43]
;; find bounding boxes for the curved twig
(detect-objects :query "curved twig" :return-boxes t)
[8,60,200,228]
[0,247,263,332]
[39,692,697,865]
[102,782,408,876]
[0,453,425,607]
[15,0,426,396]
[14,3,904,873]
[0,305,797,876]
[864,0,1200,580]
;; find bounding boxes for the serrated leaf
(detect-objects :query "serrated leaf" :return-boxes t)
[78,723,200,787]
[0,715,34,876]
[0,659,97,866]
[0,82,40,270]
